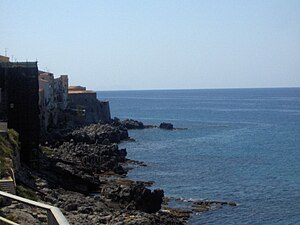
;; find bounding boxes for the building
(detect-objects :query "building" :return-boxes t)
[38,72,68,133]
[0,52,112,166]
[68,86,111,124]
[0,56,39,165]
[39,75,111,131]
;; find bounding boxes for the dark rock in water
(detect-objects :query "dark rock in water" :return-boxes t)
[144,124,159,129]
[191,200,237,213]
[121,119,145,129]
[126,159,147,167]
[228,201,237,206]
[100,179,164,213]
[136,188,164,213]
[162,207,192,223]
[192,202,210,213]
[159,122,174,130]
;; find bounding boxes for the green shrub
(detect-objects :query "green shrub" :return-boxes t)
[7,129,19,148]
[0,129,20,178]
[16,185,39,201]
[40,146,54,156]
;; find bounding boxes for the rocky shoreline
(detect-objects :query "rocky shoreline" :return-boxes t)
[0,120,187,224]
[1,119,236,224]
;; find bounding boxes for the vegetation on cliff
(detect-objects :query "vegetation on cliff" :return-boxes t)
[0,129,19,178]
[16,185,39,201]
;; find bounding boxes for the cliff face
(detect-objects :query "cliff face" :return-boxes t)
[0,129,20,178]
[68,91,111,125]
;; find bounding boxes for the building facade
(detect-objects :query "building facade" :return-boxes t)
[0,56,39,165]
[38,72,68,133]
[68,86,111,125]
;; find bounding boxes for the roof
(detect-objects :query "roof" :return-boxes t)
[68,90,96,94]
[68,85,86,91]
[0,61,37,68]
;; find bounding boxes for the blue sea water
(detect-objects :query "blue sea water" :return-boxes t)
[97,88,300,225]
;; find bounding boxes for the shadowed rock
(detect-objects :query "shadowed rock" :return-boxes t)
[159,122,174,130]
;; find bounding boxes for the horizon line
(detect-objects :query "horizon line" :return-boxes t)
[96,86,300,92]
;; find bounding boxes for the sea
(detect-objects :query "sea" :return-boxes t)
[97,88,300,225]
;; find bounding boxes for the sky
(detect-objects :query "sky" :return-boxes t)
[0,0,300,90]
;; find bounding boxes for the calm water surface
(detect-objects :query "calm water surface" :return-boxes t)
[98,88,300,225]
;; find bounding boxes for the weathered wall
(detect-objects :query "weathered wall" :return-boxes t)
[99,101,111,123]
[68,92,111,125]
[39,74,54,132]
[53,75,68,110]
[39,72,69,133]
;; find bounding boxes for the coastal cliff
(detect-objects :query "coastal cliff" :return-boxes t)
[0,55,187,224]
[1,122,185,225]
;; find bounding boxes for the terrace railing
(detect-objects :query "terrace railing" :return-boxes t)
[0,190,70,225]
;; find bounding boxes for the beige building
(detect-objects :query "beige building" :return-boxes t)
[39,72,68,132]
[0,56,9,63]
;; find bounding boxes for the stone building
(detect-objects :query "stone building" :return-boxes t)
[0,56,39,165]
[68,86,111,125]
[39,76,111,131]
[38,72,68,133]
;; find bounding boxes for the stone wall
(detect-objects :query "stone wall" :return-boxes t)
[99,101,111,123]
[68,91,111,125]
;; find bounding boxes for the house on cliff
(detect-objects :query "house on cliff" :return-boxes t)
[0,56,39,165]
[38,71,68,133]
[38,75,111,131]
[0,54,112,165]
[68,86,111,125]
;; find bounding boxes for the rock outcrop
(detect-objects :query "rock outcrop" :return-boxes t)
[100,179,164,213]
[121,119,145,129]
[52,142,127,175]
[41,122,129,147]
[67,123,129,144]
[159,122,174,130]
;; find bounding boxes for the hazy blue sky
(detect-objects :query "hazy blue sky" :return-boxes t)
[1,0,299,90]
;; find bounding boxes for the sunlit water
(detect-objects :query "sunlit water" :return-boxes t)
[98,88,300,225]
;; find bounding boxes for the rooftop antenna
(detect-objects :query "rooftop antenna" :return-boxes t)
[4,48,8,57]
